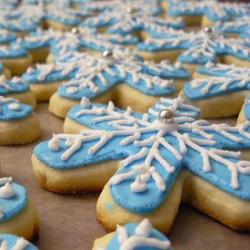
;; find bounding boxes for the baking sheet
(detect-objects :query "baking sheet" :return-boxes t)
[0,103,249,250]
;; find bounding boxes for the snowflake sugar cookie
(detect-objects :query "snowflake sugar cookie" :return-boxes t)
[48,51,189,118]
[33,97,250,232]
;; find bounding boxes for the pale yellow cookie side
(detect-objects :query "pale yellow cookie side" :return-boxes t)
[0,113,41,145]
[31,155,119,194]
[30,81,63,102]
[1,54,32,76]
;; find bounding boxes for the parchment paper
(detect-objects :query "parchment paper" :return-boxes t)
[0,104,249,250]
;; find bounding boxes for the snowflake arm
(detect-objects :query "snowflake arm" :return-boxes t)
[183,133,250,195]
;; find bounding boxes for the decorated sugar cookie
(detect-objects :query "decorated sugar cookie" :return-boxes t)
[0,76,36,108]
[167,0,250,27]
[93,219,172,250]
[48,51,190,118]
[182,63,250,118]
[0,177,39,239]
[33,97,250,232]
[0,234,38,250]
[0,96,41,145]
[138,29,250,69]
[0,43,32,76]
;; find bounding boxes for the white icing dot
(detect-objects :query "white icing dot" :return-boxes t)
[0,182,15,199]
[80,97,90,107]
[66,86,78,94]
[8,103,21,111]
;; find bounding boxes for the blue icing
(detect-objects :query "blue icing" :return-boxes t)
[244,96,250,121]
[46,11,81,26]
[0,18,38,33]
[108,36,139,46]
[111,135,182,213]
[0,182,28,222]
[0,234,38,250]
[137,39,187,52]
[0,43,28,58]
[204,7,230,22]
[50,38,81,57]
[0,78,29,95]
[22,66,78,84]
[22,31,54,50]
[0,64,3,73]
[215,43,250,61]
[58,64,175,101]
[58,75,118,100]
[178,53,217,65]
[82,16,117,29]
[139,32,250,64]
[34,136,130,169]
[183,78,250,100]
[107,223,172,250]
[184,147,250,200]
[0,100,32,121]
[79,35,139,52]
[167,0,250,22]
[79,39,115,52]
[241,31,250,39]
[168,3,205,16]
[186,64,250,99]
[196,64,230,77]
[68,99,200,129]
[215,19,250,35]
[68,103,143,129]
[141,65,189,79]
